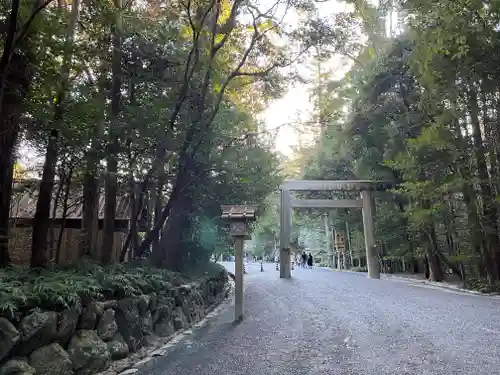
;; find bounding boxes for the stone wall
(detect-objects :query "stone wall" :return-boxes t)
[0,269,228,375]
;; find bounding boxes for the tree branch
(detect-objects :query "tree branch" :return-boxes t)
[120,0,218,249]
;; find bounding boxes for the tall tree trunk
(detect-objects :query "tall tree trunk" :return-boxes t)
[137,157,189,259]
[493,93,500,191]
[56,167,73,264]
[31,130,58,267]
[80,148,100,259]
[0,0,53,111]
[152,164,166,255]
[0,149,14,267]
[419,197,443,281]
[0,52,31,267]
[468,88,500,280]
[102,0,122,264]
[48,176,64,260]
[0,0,33,267]
[452,112,488,278]
[127,143,139,259]
[159,154,203,270]
[79,60,107,260]
[461,180,490,277]
[427,226,443,282]
[423,256,430,279]
[30,0,79,267]
[132,197,140,258]
[154,194,192,270]
[119,79,143,261]
[145,165,189,264]
[0,1,21,266]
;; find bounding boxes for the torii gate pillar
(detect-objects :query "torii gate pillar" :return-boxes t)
[278,180,385,280]
[360,190,380,279]
[279,189,292,278]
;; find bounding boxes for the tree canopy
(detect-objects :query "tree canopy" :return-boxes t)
[4,0,500,292]
[0,0,361,271]
[272,0,500,290]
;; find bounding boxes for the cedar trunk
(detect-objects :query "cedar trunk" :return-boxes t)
[0,52,31,267]
[101,0,122,263]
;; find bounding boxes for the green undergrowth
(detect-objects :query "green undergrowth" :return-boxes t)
[0,259,225,320]
[464,278,500,294]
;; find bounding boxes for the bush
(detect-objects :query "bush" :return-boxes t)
[465,278,500,294]
[0,259,224,320]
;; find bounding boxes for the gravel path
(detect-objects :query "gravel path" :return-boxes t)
[136,262,500,375]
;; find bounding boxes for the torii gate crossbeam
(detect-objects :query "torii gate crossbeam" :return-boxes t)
[278,180,391,280]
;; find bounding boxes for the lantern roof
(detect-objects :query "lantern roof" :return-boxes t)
[220,205,257,221]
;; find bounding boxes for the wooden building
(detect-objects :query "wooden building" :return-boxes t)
[8,180,149,265]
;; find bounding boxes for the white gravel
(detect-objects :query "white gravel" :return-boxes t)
[136,262,500,375]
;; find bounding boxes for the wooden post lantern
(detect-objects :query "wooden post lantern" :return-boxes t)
[221,205,257,238]
[220,205,257,322]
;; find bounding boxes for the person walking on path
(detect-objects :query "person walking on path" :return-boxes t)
[301,252,307,268]
[307,253,313,269]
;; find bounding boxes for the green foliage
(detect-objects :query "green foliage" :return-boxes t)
[283,0,500,286]
[249,200,280,257]
[8,0,500,291]
[465,278,500,294]
[3,0,320,269]
[0,259,194,319]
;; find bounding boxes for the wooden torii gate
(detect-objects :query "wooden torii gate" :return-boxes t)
[278,180,392,280]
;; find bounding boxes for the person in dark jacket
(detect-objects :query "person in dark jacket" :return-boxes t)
[301,252,307,268]
[307,253,313,269]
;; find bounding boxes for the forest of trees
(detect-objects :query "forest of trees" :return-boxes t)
[3,0,500,291]
[250,0,500,290]
[1,0,325,271]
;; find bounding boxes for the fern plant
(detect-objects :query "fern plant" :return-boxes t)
[0,261,224,319]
